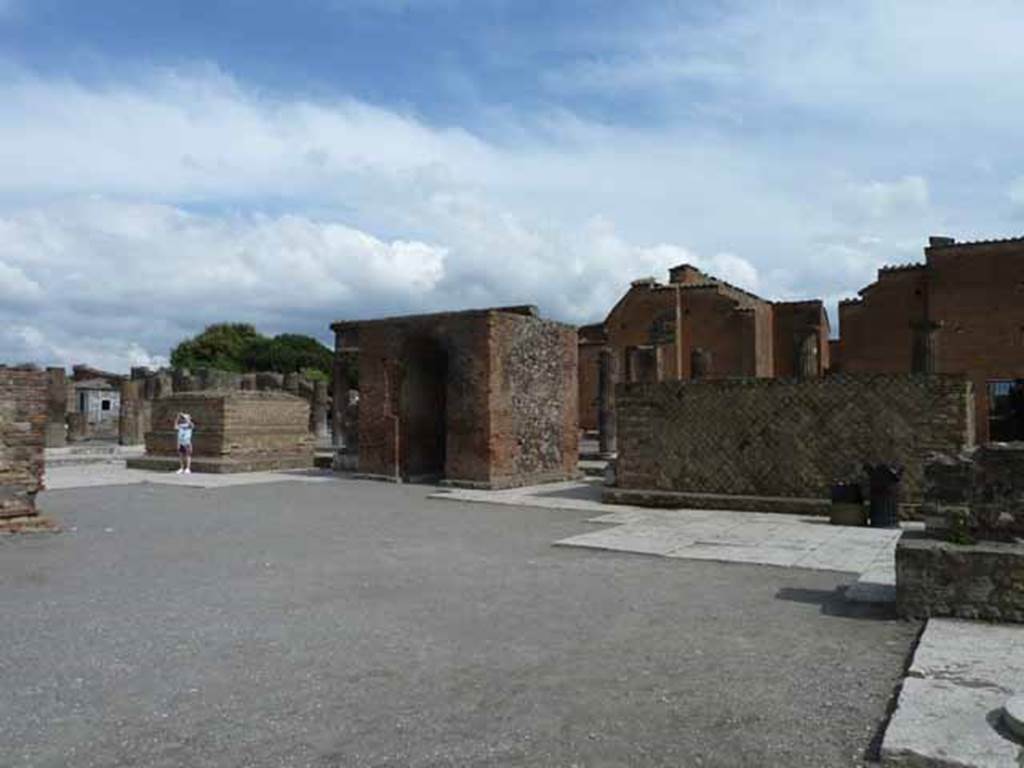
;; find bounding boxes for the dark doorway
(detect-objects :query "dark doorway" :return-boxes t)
[988,379,1024,442]
[399,337,448,481]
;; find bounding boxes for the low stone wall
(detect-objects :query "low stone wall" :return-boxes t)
[614,374,973,503]
[0,367,46,519]
[896,534,1024,623]
[129,391,313,472]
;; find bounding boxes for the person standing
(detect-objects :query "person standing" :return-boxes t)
[175,412,195,474]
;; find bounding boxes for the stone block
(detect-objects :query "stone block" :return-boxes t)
[128,390,314,473]
[896,533,1024,623]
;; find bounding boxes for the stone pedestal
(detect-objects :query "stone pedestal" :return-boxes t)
[127,391,314,473]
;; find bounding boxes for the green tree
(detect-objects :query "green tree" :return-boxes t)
[170,324,348,384]
[170,323,262,372]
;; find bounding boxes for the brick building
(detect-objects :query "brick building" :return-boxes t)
[332,306,578,488]
[579,264,830,431]
[836,236,1024,443]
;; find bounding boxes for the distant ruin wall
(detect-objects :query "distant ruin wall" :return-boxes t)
[615,374,973,501]
[0,368,46,519]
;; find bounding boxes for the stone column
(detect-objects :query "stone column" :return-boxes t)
[44,367,67,447]
[797,330,820,379]
[911,321,941,374]
[311,380,329,440]
[118,379,145,446]
[597,348,617,456]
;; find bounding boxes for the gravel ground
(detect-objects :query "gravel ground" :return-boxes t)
[0,478,920,767]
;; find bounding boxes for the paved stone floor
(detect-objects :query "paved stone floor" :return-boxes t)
[435,481,907,602]
[1,476,919,767]
[881,619,1024,767]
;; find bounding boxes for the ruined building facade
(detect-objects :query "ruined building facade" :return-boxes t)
[578,264,830,431]
[836,236,1024,443]
[333,306,578,489]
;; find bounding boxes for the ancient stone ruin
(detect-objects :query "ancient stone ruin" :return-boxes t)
[332,306,579,488]
[127,391,314,473]
[0,366,51,530]
[897,443,1024,623]
[606,373,974,514]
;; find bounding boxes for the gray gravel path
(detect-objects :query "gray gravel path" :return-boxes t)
[1,478,919,767]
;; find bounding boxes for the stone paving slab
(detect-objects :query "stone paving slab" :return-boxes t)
[881,619,1024,767]
[43,463,338,491]
[433,481,905,597]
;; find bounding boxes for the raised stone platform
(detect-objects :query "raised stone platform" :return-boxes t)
[127,390,313,474]
[896,532,1024,623]
[127,454,314,474]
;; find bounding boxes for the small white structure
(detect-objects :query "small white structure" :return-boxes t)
[73,378,120,439]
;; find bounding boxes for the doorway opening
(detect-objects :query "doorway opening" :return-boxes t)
[399,337,448,482]
[988,379,1024,441]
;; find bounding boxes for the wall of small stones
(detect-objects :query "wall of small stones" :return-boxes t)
[615,373,973,501]
[896,536,1024,623]
[0,367,46,519]
[491,313,578,486]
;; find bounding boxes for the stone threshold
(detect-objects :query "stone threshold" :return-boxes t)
[603,487,833,516]
[126,454,314,474]
[0,515,60,534]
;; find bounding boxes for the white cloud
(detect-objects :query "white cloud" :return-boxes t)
[2,0,1021,371]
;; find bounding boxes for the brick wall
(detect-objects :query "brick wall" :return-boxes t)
[336,307,578,488]
[615,374,973,501]
[837,238,1024,442]
[0,367,46,519]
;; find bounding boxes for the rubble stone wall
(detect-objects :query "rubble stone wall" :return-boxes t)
[923,442,1024,541]
[896,535,1024,623]
[615,373,973,501]
[0,368,46,519]
[490,313,578,486]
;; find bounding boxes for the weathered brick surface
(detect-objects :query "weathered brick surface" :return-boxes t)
[0,367,46,519]
[140,391,313,461]
[896,534,1024,623]
[334,306,578,488]
[615,374,973,501]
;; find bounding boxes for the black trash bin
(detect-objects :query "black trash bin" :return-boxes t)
[829,481,866,526]
[863,463,903,528]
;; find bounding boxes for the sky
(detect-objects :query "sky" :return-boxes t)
[2,0,1024,371]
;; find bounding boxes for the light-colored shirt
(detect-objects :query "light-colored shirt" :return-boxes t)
[176,423,193,446]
